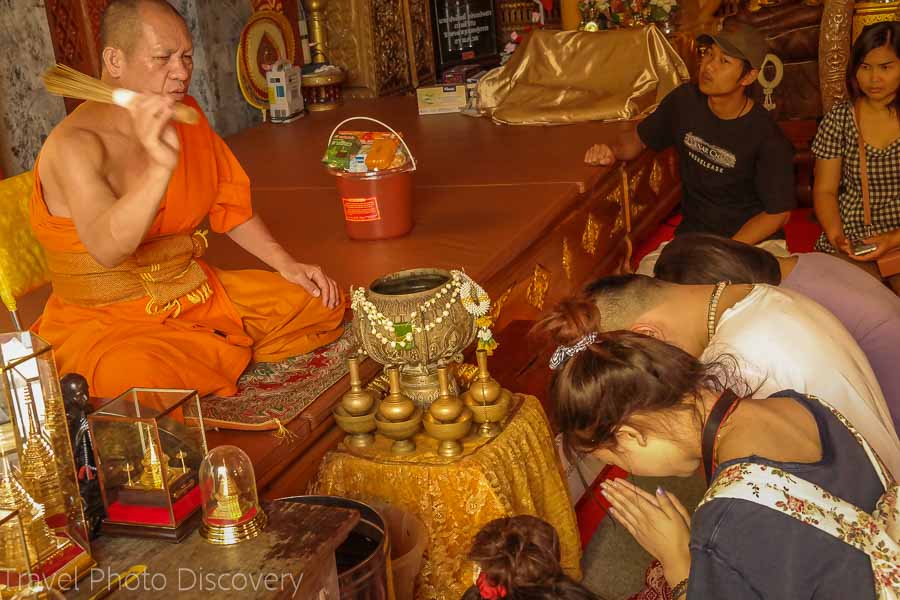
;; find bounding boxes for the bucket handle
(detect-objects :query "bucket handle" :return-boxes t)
[327,117,417,172]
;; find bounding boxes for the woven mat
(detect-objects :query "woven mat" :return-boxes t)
[194,327,356,431]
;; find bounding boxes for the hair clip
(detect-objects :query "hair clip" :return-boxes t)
[476,572,508,599]
[549,332,598,370]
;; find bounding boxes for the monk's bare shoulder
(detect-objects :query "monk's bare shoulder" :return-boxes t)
[42,114,107,176]
[40,109,112,216]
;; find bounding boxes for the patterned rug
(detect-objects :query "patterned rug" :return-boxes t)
[193,327,357,431]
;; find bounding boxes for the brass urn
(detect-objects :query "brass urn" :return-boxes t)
[353,269,478,407]
[333,356,378,448]
[463,350,511,438]
[423,367,472,457]
[374,367,422,454]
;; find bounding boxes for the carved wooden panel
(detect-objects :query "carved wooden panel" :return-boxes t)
[44,0,110,112]
[326,0,433,96]
[406,0,437,85]
[374,0,414,94]
[326,0,377,95]
[819,0,853,114]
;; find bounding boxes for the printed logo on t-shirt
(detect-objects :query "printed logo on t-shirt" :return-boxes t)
[683,132,736,173]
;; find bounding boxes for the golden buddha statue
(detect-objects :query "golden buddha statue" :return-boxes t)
[19,384,67,517]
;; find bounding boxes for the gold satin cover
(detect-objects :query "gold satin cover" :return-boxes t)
[314,394,582,600]
[477,27,689,125]
[0,171,49,315]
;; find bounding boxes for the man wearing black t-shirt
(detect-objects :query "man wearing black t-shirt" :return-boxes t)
[585,24,796,269]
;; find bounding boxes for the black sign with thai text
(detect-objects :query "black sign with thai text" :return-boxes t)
[431,0,498,70]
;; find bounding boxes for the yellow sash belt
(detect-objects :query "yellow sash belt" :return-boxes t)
[45,230,212,317]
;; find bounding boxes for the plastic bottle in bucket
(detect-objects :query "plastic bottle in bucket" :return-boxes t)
[324,117,416,241]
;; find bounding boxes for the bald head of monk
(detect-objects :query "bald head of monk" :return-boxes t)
[99,0,193,101]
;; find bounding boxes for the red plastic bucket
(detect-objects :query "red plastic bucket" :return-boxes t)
[326,117,416,241]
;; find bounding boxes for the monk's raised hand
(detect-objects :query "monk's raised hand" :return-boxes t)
[125,94,181,173]
[280,262,342,309]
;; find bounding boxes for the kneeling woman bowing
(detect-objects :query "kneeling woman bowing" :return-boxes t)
[538,299,896,599]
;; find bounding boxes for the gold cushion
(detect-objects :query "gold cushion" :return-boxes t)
[0,171,49,314]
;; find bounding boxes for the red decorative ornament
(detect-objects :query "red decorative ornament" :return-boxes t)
[476,572,508,599]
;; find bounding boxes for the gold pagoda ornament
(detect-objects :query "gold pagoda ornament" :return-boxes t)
[0,453,65,570]
[208,468,246,522]
[199,446,267,546]
[124,423,181,491]
[19,384,67,517]
[137,423,167,489]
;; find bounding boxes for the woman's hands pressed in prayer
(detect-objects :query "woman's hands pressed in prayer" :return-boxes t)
[601,478,692,588]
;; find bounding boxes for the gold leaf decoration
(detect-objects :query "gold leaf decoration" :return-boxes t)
[650,158,663,197]
[582,213,600,256]
[526,265,551,311]
[490,285,513,322]
[562,237,573,281]
[628,167,645,198]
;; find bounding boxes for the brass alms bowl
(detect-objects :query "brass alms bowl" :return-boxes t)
[333,405,377,448]
[423,409,473,457]
[375,407,423,455]
[353,268,477,407]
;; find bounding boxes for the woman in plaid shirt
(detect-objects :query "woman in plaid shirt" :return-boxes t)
[812,22,900,293]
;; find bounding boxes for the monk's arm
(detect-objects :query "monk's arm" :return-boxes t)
[226,215,341,308]
[47,131,172,268]
[225,214,295,272]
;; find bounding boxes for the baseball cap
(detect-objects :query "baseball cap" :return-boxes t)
[697,23,768,70]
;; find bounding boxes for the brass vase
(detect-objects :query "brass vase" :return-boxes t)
[463,350,511,438]
[353,269,477,408]
[374,367,422,454]
[423,367,472,457]
[333,356,378,448]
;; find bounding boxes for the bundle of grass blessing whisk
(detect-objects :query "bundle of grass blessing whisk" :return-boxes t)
[42,63,199,125]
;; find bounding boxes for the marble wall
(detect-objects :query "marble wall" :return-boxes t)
[0,0,260,177]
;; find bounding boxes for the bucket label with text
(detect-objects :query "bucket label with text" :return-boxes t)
[342,197,381,222]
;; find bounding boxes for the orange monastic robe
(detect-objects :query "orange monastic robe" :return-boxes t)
[30,97,344,399]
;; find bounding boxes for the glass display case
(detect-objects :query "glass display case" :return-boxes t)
[0,333,95,592]
[88,388,207,542]
[198,446,266,545]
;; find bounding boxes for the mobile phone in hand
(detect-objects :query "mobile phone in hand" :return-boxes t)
[852,242,878,257]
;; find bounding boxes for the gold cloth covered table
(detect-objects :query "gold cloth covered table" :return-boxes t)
[312,394,581,599]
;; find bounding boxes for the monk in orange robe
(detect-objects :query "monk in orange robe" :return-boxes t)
[30,0,344,398]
